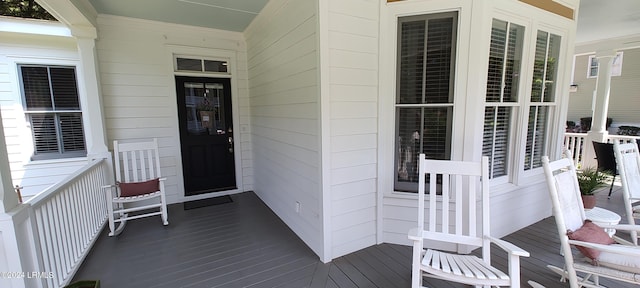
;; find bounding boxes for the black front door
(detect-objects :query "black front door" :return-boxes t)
[175,76,236,196]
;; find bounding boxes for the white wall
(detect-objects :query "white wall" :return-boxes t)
[0,26,87,200]
[244,0,324,260]
[95,15,252,203]
[378,0,576,246]
[322,0,380,259]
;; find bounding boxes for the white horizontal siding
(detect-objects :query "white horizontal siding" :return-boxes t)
[0,30,90,198]
[326,0,380,259]
[245,0,323,259]
[95,15,252,203]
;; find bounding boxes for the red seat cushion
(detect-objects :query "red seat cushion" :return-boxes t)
[567,220,615,261]
[118,178,159,197]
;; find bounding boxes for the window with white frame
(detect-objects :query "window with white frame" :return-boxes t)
[484,21,562,178]
[19,65,86,160]
[587,52,623,78]
[483,19,525,180]
[524,30,561,170]
[175,56,228,73]
[395,12,457,192]
[587,55,598,78]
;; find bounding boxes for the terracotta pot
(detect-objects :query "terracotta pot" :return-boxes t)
[582,195,596,209]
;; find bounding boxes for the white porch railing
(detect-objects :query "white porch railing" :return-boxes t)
[563,132,640,169]
[24,158,110,287]
[563,132,588,168]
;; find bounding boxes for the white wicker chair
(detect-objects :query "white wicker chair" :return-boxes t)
[542,153,640,287]
[408,154,529,287]
[104,138,168,236]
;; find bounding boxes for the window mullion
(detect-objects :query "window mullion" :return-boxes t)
[490,109,499,178]
[422,20,428,105]
[500,23,510,103]
[47,67,56,110]
[540,33,550,103]
[54,113,63,154]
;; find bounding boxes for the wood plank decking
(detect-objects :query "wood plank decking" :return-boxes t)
[73,185,635,287]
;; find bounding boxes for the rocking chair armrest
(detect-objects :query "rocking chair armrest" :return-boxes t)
[408,227,422,241]
[487,236,530,257]
[599,223,640,232]
[568,239,640,257]
[612,235,635,246]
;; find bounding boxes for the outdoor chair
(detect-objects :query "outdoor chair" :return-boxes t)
[104,138,168,236]
[613,139,640,244]
[591,141,617,197]
[542,153,640,287]
[408,154,529,288]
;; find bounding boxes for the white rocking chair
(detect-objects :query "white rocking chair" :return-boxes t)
[613,139,640,244]
[104,138,168,236]
[408,154,529,287]
[542,153,640,287]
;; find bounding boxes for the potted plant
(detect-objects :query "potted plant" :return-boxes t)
[576,167,610,209]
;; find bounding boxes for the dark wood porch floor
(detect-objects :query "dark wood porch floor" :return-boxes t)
[73,184,636,288]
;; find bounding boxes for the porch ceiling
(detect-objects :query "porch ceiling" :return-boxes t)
[576,0,640,44]
[86,0,269,32]
[82,0,640,42]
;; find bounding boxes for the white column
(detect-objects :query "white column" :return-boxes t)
[0,109,32,288]
[75,37,109,159]
[583,50,616,168]
[590,49,616,136]
[0,112,19,213]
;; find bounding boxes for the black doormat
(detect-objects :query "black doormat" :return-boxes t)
[184,195,233,210]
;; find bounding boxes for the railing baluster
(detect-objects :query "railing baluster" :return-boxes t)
[564,133,639,169]
[25,158,109,287]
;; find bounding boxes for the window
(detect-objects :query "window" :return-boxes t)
[483,19,525,179]
[395,12,457,192]
[587,52,623,78]
[19,65,86,160]
[175,57,228,73]
[525,30,561,170]
[587,55,598,78]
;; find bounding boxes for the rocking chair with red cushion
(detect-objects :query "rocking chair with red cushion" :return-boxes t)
[104,138,168,236]
[542,152,640,287]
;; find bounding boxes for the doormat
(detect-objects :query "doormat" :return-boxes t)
[184,195,233,210]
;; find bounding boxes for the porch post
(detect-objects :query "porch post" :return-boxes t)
[75,36,109,159]
[0,109,31,288]
[583,50,616,168]
[0,112,19,213]
[590,49,616,137]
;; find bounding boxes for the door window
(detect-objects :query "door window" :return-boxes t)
[184,82,226,135]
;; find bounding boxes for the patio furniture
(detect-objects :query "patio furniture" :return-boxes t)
[542,153,640,287]
[105,138,168,236]
[408,154,529,288]
[613,139,640,244]
[585,207,621,237]
[592,141,617,197]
